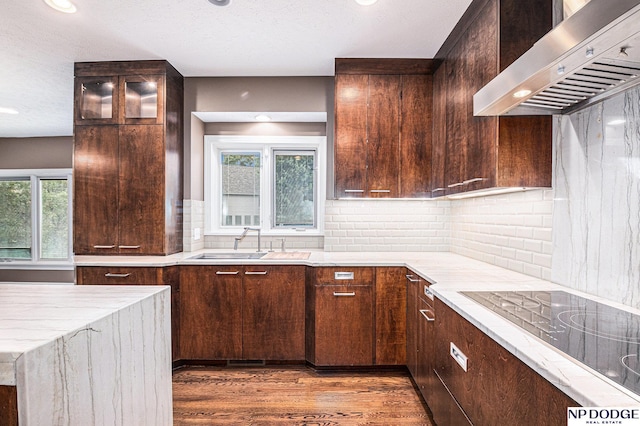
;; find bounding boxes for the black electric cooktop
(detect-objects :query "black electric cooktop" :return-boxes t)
[462,291,640,396]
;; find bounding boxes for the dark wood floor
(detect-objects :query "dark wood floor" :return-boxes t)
[172,365,433,425]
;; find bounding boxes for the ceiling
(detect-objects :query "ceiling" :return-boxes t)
[0,0,472,138]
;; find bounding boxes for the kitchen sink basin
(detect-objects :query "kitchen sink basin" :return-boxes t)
[189,252,267,260]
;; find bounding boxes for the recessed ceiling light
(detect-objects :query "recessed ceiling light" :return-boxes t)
[255,114,271,122]
[208,0,231,6]
[43,0,77,13]
[355,0,378,5]
[0,107,19,115]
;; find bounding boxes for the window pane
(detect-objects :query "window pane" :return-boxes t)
[0,180,32,259]
[40,179,69,259]
[274,152,315,228]
[221,153,261,227]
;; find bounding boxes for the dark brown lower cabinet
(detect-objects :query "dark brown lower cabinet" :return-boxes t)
[180,265,243,360]
[406,273,420,377]
[432,297,579,425]
[309,284,374,366]
[0,385,18,426]
[416,297,435,397]
[242,266,305,360]
[179,265,305,361]
[375,267,407,365]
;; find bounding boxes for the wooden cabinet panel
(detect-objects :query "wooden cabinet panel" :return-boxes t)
[431,66,447,197]
[312,267,375,287]
[180,265,305,361]
[118,125,166,255]
[242,265,305,360]
[73,125,119,255]
[334,59,433,199]
[374,267,406,365]
[76,266,162,285]
[433,297,578,425]
[334,74,368,198]
[73,60,183,256]
[312,285,374,366]
[180,265,243,360]
[400,75,433,198]
[367,75,400,197]
[416,297,435,397]
[0,386,18,426]
[406,273,419,377]
[433,0,553,196]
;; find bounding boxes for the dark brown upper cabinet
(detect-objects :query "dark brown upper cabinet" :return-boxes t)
[432,0,553,196]
[73,60,183,255]
[334,59,434,198]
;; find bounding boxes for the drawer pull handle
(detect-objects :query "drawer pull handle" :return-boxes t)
[344,189,364,193]
[93,245,115,249]
[369,189,391,193]
[405,274,420,283]
[333,292,356,297]
[245,271,268,275]
[447,182,464,188]
[431,188,446,193]
[419,309,435,322]
[215,271,240,275]
[450,342,468,372]
[118,245,141,249]
[424,285,434,301]
[104,273,131,278]
[334,272,354,280]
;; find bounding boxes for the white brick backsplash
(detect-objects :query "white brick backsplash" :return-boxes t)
[324,199,451,252]
[185,191,551,281]
[450,189,553,280]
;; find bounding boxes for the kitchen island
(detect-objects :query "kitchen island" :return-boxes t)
[0,284,172,425]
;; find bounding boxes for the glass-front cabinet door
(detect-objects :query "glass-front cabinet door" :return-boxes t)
[119,75,164,124]
[75,76,119,125]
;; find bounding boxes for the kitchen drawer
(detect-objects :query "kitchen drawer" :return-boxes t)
[310,267,375,286]
[76,266,163,285]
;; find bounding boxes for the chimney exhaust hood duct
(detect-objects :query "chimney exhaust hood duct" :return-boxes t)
[474,0,640,116]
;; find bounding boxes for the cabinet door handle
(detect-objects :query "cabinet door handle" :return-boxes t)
[216,271,240,275]
[93,245,115,249]
[419,309,435,322]
[104,273,131,278]
[463,177,484,184]
[447,182,464,188]
[245,271,268,275]
[405,274,420,282]
[118,245,141,249]
[431,188,446,193]
[344,189,364,193]
[333,292,356,297]
[369,189,391,193]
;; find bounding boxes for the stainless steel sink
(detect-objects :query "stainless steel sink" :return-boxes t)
[189,252,267,260]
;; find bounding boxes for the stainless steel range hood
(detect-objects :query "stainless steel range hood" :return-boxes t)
[474,0,640,116]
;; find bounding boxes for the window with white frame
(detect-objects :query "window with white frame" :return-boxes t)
[205,136,325,235]
[0,169,73,263]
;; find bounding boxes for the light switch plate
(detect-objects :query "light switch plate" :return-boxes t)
[194,227,201,240]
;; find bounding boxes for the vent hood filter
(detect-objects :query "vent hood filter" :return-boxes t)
[474,0,640,116]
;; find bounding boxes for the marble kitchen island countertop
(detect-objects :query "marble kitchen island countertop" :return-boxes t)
[0,284,172,425]
[75,250,640,407]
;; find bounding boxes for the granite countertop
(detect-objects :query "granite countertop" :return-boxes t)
[74,250,640,407]
[0,284,169,386]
